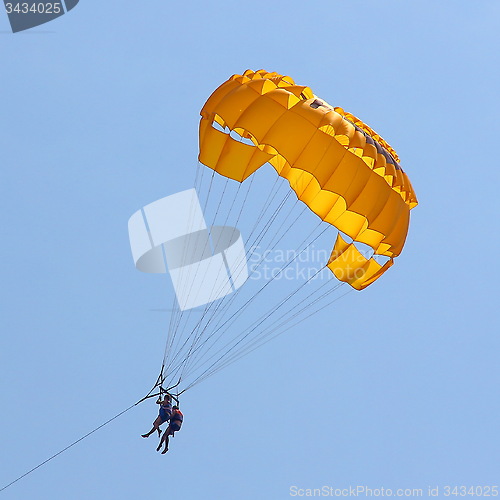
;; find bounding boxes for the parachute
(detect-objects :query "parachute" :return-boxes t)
[130,69,417,397]
[199,69,417,290]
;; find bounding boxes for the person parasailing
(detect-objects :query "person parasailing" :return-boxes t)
[157,405,184,454]
[141,393,172,438]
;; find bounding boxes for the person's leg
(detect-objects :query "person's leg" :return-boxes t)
[142,416,162,438]
[161,428,172,454]
[156,430,166,451]
[141,427,155,438]
[161,435,170,454]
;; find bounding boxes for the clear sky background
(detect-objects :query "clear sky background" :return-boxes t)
[1,1,499,499]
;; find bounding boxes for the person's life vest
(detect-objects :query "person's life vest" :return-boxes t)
[171,409,183,423]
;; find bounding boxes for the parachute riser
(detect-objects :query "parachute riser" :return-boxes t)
[137,376,182,406]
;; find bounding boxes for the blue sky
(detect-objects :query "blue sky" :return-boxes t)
[1,1,499,499]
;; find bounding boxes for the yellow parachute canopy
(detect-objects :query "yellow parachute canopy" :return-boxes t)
[199,70,417,290]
